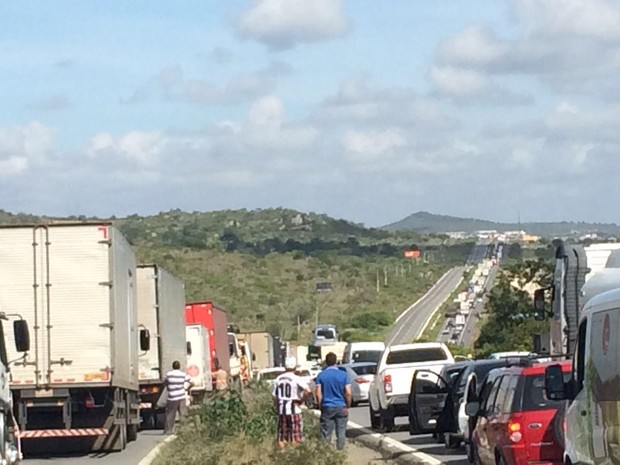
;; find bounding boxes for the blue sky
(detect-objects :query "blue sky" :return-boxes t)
[2,0,620,226]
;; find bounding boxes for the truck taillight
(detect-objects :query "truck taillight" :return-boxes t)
[383,374,392,393]
[508,420,522,443]
[85,393,95,409]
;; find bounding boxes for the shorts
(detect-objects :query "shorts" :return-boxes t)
[277,413,304,442]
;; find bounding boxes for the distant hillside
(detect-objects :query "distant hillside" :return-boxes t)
[384,211,620,237]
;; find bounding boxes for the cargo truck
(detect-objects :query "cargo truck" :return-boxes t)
[184,302,242,389]
[185,324,212,401]
[136,265,187,429]
[0,223,144,453]
[241,332,274,374]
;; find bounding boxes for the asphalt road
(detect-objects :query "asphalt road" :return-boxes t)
[23,430,166,465]
[348,405,468,465]
[458,264,499,347]
[385,266,467,346]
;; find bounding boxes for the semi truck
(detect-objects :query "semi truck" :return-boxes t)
[0,223,143,453]
[184,302,242,390]
[240,332,274,374]
[136,265,187,428]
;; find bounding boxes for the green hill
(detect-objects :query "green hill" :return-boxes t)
[0,208,474,342]
[384,211,620,237]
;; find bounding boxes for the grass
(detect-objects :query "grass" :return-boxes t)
[153,387,348,465]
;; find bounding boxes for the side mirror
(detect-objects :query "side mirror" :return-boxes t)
[139,328,151,351]
[465,401,481,417]
[533,288,547,321]
[545,364,568,400]
[13,320,30,353]
[186,341,192,356]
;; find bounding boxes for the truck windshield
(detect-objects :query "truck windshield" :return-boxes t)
[386,348,448,364]
[316,329,335,339]
[352,350,382,363]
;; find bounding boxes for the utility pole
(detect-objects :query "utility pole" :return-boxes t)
[376,268,380,293]
[384,266,388,287]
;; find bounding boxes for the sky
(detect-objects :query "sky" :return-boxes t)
[2,0,620,227]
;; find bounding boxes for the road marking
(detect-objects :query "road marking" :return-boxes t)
[388,268,458,345]
[346,418,443,465]
[137,434,176,465]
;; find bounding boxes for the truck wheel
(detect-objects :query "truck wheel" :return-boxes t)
[369,404,380,430]
[127,423,138,442]
[381,407,395,433]
[445,432,461,449]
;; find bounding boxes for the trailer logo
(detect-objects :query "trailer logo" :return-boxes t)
[186,365,199,377]
[602,313,611,356]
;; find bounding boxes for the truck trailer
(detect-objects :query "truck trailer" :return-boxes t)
[0,223,143,453]
[185,302,241,389]
[136,265,187,428]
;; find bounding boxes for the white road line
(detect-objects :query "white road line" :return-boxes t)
[137,435,176,465]
[346,419,443,465]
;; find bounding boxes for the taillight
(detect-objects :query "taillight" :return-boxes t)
[383,374,392,393]
[508,420,522,443]
[85,393,95,409]
[354,377,370,384]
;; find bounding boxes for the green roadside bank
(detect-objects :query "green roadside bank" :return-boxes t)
[152,388,361,465]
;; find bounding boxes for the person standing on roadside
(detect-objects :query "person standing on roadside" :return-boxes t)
[272,357,311,448]
[314,352,351,450]
[164,360,193,435]
[212,358,229,393]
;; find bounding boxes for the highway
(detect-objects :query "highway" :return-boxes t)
[385,266,467,345]
[348,406,468,465]
[23,431,165,464]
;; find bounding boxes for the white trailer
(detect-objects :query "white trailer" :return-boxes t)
[136,265,186,428]
[0,223,142,453]
[185,324,212,401]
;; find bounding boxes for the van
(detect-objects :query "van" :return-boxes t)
[545,288,620,465]
[342,341,385,364]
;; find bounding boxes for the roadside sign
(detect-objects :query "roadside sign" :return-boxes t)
[404,250,421,259]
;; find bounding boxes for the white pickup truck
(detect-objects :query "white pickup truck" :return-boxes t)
[369,342,454,431]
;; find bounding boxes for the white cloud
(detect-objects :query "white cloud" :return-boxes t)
[87,131,163,168]
[437,25,505,67]
[237,0,350,50]
[430,66,488,97]
[0,122,55,175]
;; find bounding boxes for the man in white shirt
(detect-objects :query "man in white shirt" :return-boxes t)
[272,357,311,448]
[164,360,193,434]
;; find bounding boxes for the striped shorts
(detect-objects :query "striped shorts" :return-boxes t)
[277,414,304,443]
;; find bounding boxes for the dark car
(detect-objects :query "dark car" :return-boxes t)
[409,358,532,449]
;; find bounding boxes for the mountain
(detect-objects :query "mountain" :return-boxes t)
[384,211,620,237]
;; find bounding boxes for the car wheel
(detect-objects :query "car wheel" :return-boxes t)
[381,407,395,433]
[496,452,506,465]
[369,404,380,430]
[445,432,461,449]
[436,432,445,444]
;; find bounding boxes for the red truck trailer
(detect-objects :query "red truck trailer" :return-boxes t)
[184,302,242,390]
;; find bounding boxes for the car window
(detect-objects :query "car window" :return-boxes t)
[352,350,382,363]
[491,376,508,415]
[386,348,448,364]
[352,365,376,376]
[521,374,568,411]
[500,375,518,413]
[482,376,502,415]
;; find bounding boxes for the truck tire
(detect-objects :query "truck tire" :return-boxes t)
[380,407,395,433]
[369,404,380,430]
[127,423,138,442]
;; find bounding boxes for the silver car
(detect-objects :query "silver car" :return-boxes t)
[337,362,377,406]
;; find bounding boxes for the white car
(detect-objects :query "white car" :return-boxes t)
[337,362,376,405]
[369,342,454,431]
[256,367,285,386]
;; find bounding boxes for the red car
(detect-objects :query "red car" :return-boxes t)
[467,360,571,465]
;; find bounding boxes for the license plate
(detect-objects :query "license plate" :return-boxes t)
[34,389,54,398]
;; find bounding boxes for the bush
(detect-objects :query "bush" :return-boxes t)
[153,388,347,465]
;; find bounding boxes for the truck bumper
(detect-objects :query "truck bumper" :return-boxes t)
[385,395,409,417]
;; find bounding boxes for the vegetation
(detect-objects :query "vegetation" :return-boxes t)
[153,388,347,465]
[0,208,474,343]
[474,259,554,357]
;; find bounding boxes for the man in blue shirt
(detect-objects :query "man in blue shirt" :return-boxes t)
[314,352,352,450]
